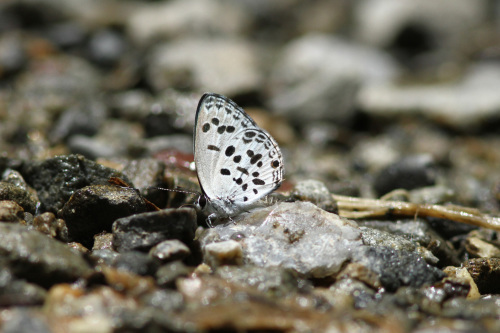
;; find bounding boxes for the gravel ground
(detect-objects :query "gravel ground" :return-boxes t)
[0,1,500,332]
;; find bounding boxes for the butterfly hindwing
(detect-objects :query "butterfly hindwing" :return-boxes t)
[194,92,284,217]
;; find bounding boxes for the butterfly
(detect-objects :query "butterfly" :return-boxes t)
[193,93,284,226]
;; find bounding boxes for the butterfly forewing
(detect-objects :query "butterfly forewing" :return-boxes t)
[194,93,284,213]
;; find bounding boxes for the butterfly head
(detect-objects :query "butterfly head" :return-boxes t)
[195,194,208,211]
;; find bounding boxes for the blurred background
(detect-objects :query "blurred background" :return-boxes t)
[0,0,499,212]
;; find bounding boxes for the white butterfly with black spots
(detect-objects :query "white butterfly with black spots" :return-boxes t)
[193,93,284,226]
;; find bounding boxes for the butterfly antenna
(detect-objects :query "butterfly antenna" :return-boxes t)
[147,186,200,196]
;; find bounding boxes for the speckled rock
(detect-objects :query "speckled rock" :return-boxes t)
[22,154,132,213]
[199,201,363,278]
[352,246,446,291]
[359,218,461,267]
[0,172,38,214]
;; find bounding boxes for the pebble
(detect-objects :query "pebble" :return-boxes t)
[127,0,249,43]
[0,181,38,214]
[49,98,107,143]
[203,240,243,267]
[199,201,363,278]
[358,64,500,130]
[60,184,151,248]
[0,200,25,223]
[291,179,337,212]
[373,154,437,196]
[32,212,68,241]
[112,207,197,253]
[464,258,500,294]
[269,33,398,124]
[147,38,262,95]
[155,261,192,288]
[149,239,191,262]
[0,223,92,288]
[22,154,132,213]
[352,246,446,291]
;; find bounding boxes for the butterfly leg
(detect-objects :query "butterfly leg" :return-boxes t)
[206,213,216,228]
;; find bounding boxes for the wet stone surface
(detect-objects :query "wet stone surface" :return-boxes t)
[1,1,500,332]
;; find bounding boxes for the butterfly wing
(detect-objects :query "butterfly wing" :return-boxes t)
[194,93,283,208]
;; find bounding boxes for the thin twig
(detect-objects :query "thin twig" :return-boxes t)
[332,194,500,231]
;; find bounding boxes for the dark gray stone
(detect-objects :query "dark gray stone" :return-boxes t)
[22,154,132,213]
[2,309,51,333]
[373,155,437,196]
[359,219,460,267]
[49,99,107,143]
[353,246,445,292]
[112,208,197,253]
[112,251,160,276]
[60,184,150,248]
[121,158,168,208]
[91,249,120,266]
[0,268,46,307]
[215,265,311,297]
[155,261,192,288]
[0,224,92,288]
[0,182,38,214]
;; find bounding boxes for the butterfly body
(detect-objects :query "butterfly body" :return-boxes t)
[193,93,284,225]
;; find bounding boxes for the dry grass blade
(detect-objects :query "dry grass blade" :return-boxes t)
[332,194,500,231]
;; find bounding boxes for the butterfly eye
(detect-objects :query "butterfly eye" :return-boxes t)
[197,195,207,209]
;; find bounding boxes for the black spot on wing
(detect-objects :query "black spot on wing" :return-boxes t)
[253,179,265,185]
[202,123,210,132]
[220,168,230,176]
[237,167,249,175]
[217,126,226,134]
[211,118,219,125]
[226,126,235,133]
[233,155,241,163]
[250,154,262,164]
[225,146,235,156]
